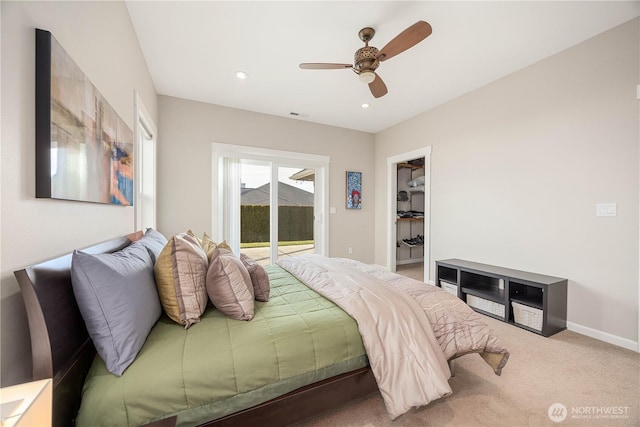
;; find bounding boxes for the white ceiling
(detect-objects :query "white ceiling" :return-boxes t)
[126,1,639,134]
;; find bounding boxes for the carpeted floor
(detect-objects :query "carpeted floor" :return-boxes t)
[293,286,639,426]
[395,263,425,281]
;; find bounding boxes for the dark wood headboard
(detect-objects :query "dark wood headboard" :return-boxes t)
[14,231,143,427]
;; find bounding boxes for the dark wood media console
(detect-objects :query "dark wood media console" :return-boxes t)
[436,259,567,337]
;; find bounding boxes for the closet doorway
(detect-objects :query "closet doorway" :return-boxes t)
[387,147,431,283]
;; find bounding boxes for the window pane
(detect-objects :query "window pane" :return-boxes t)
[239,160,271,265]
[140,135,155,229]
[277,167,315,262]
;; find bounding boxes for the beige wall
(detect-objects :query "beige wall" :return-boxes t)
[374,18,640,346]
[0,1,157,386]
[157,96,375,261]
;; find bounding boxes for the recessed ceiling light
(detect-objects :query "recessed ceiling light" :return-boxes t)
[361,103,370,109]
[235,71,248,79]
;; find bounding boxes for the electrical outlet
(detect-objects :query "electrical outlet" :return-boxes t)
[348,247,353,255]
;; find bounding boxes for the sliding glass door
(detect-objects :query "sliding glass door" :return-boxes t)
[275,166,315,263]
[212,144,329,265]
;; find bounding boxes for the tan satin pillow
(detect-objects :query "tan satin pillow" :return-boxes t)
[154,232,209,328]
[192,232,232,263]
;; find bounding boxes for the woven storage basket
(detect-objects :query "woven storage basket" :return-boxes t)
[467,294,505,317]
[439,281,458,296]
[512,301,543,331]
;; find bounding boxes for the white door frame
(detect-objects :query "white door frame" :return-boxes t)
[387,147,432,283]
[211,143,330,260]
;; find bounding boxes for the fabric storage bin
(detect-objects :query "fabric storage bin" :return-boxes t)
[512,301,543,332]
[439,281,458,297]
[467,294,505,317]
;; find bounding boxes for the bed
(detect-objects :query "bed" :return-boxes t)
[15,230,509,426]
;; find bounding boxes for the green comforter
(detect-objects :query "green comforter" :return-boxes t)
[76,265,368,426]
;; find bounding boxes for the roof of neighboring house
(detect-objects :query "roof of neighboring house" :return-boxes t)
[288,168,315,181]
[241,182,314,207]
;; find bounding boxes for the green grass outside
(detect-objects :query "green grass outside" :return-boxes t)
[240,240,313,249]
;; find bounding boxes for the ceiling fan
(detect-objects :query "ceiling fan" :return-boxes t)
[299,21,432,98]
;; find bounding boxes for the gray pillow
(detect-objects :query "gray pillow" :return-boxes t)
[71,241,161,376]
[138,228,168,264]
[239,253,270,302]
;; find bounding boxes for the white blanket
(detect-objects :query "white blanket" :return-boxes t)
[277,255,452,419]
[327,257,510,373]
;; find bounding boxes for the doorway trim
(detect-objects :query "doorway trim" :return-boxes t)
[211,142,330,260]
[387,146,432,283]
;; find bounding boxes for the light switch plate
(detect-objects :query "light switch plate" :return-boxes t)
[596,203,616,217]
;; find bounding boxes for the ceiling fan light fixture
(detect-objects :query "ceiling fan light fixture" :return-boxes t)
[358,71,375,84]
[299,21,432,98]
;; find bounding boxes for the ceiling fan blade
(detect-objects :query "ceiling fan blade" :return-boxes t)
[376,21,432,62]
[299,63,353,70]
[369,73,388,98]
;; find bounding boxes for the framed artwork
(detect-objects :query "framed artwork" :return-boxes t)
[346,171,362,209]
[35,29,134,205]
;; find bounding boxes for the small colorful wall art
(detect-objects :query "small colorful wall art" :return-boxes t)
[346,171,362,209]
[35,29,134,205]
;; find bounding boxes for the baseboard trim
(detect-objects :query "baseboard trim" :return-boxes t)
[567,321,639,352]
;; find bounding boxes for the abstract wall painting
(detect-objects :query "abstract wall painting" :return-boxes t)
[35,29,134,205]
[346,171,362,209]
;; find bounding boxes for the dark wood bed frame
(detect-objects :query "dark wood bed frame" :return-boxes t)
[14,231,378,427]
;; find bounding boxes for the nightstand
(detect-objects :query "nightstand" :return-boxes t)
[0,379,52,426]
